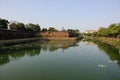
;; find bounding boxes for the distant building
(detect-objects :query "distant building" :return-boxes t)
[85,30,97,33]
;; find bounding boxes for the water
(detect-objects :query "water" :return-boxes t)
[0,40,120,80]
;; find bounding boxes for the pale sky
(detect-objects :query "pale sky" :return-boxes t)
[0,0,120,32]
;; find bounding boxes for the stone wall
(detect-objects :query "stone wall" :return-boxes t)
[0,30,36,40]
[39,31,69,37]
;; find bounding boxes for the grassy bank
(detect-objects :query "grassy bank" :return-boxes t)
[84,37,120,50]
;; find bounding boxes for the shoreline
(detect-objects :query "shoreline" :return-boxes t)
[46,37,77,41]
[0,38,49,47]
[0,37,79,47]
[84,37,120,50]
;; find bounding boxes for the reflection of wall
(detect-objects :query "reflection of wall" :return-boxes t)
[40,41,78,52]
[0,41,79,66]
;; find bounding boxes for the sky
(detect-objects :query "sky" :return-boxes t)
[0,0,120,32]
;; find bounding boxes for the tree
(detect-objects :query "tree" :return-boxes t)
[9,22,26,31]
[75,29,80,34]
[0,18,9,29]
[26,23,41,33]
[97,27,108,37]
[67,29,80,37]
[42,28,47,32]
[107,23,120,37]
[17,23,26,31]
[48,27,58,32]
[86,23,120,38]
[9,23,17,30]
[48,27,58,34]
[35,24,41,32]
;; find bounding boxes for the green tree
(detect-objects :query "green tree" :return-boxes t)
[26,23,41,33]
[48,27,58,32]
[75,29,80,34]
[9,22,26,31]
[48,27,58,34]
[35,24,41,32]
[17,23,26,31]
[97,27,108,37]
[107,23,120,37]
[0,18,9,29]
[91,23,120,38]
[42,28,47,32]
[67,29,80,37]
[9,23,17,30]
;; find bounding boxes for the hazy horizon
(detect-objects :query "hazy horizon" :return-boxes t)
[0,0,120,32]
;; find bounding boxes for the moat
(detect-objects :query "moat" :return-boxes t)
[0,40,120,80]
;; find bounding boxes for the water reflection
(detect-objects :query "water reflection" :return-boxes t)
[1,39,120,67]
[0,41,79,65]
[41,41,79,52]
[83,39,120,67]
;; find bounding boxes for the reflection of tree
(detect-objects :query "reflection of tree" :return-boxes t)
[41,42,49,51]
[26,48,41,56]
[0,42,41,66]
[68,42,79,47]
[10,51,26,59]
[0,54,10,65]
[84,39,120,67]
[96,42,120,67]
[49,47,58,52]
[0,40,80,66]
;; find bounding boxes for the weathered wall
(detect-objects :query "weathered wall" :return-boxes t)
[0,30,36,40]
[39,31,69,37]
[0,30,69,40]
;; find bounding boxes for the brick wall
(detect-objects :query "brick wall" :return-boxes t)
[39,31,69,37]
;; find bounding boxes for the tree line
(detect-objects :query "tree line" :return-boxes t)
[0,18,80,39]
[0,18,41,33]
[83,23,120,38]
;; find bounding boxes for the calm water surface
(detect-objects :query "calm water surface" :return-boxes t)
[0,40,120,80]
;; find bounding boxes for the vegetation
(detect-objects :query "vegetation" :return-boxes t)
[84,37,120,50]
[48,27,58,34]
[10,22,26,31]
[0,18,81,40]
[26,23,41,33]
[10,22,41,32]
[0,18,41,33]
[83,38,120,66]
[83,23,120,50]
[0,18,9,29]
[41,28,48,32]
[83,23,120,38]
[67,29,80,37]
[0,18,41,39]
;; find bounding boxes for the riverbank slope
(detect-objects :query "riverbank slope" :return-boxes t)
[84,37,120,50]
